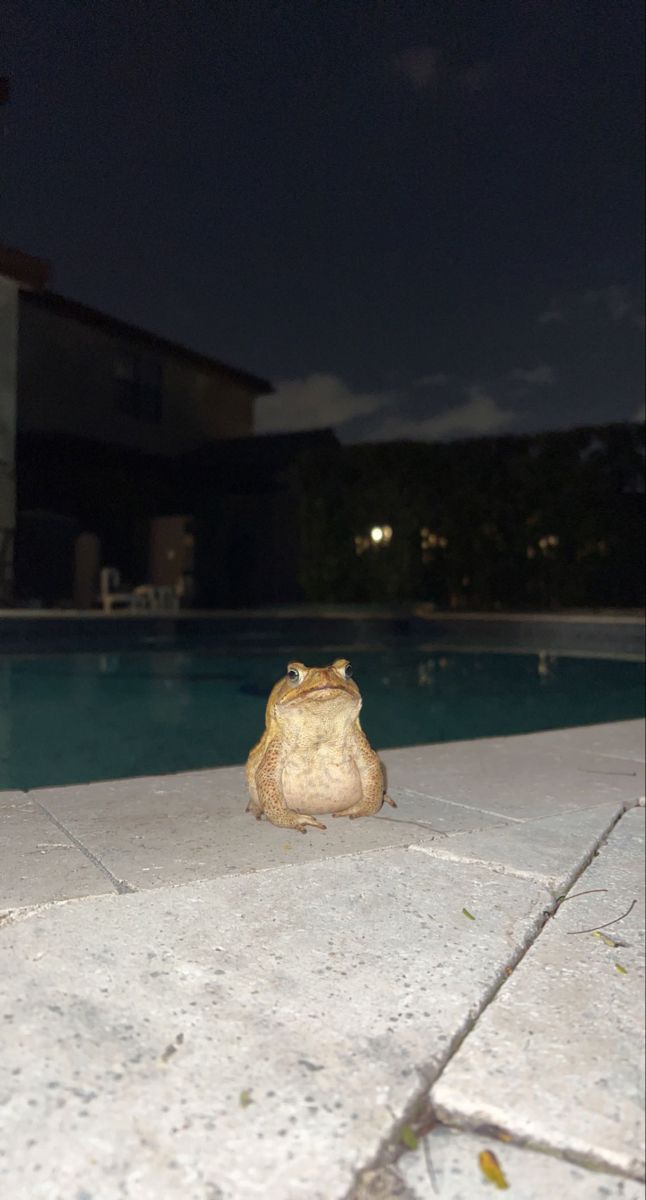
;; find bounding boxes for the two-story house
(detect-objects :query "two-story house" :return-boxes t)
[18,289,270,455]
[1,241,278,606]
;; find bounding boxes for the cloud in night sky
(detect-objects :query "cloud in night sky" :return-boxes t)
[508,364,555,385]
[537,307,567,325]
[393,45,493,96]
[254,264,644,442]
[255,305,643,441]
[256,374,519,444]
[538,285,644,329]
[583,285,633,322]
[358,387,516,443]
[254,374,392,435]
[393,46,441,91]
[414,372,453,388]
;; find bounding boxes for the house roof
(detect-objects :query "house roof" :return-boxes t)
[0,242,50,290]
[20,288,273,396]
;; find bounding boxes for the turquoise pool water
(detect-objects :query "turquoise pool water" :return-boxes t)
[1,644,643,791]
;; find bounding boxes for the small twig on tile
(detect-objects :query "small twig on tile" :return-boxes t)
[544,888,608,923]
[554,888,605,902]
[553,888,608,911]
[567,898,637,936]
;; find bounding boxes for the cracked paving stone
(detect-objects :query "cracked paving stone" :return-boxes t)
[0,847,550,1200]
[432,809,646,1181]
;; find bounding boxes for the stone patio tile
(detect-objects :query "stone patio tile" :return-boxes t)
[411,800,624,891]
[432,808,646,1180]
[31,767,507,892]
[521,720,645,763]
[381,725,645,822]
[360,1127,646,1199]
[0,792,115,908]
[0,848,550,1200]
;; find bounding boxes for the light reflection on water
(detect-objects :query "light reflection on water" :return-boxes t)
[1,645,643,791]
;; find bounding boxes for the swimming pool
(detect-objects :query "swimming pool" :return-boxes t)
[1,639,644,790]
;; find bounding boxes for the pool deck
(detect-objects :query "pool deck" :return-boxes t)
[1,720,644,1199]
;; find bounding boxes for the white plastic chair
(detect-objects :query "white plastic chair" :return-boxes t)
[99,567,145,613]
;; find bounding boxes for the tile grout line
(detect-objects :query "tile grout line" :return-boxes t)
[345,799,638,1197]
[408,844,561,885]
[407,796,634,885]
[392,787,527,822]
[31,798,137,895]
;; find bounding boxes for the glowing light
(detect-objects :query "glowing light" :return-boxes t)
[420,527,448,553]
[357,525,394,553]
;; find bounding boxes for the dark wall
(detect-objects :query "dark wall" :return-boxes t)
[15,431,166,585]
[14,511,80,605]
[181,431,339,606]
[14,428,337,605]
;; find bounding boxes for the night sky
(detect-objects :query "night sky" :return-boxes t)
[2,1,644,442]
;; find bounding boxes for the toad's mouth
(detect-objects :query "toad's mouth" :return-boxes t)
[281,684,350,703]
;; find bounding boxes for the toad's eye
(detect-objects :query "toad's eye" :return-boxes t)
[287,667,300,681]
[343,663,353,678]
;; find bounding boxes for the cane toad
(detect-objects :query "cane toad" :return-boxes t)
[245,658,395,832]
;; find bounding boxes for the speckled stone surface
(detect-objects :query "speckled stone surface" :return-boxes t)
[1,720,644,1199]
[32,767,511,892]
[0,849,550,1200]
[354,1128,646,1200]
[410,800,624,891]
[433,808,646,1180]
[523,720,645,763]
[0,792,114,908]
[27,720,645,895]
[381,733,645,822]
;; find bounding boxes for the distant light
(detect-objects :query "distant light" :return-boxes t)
[370,526,384,543]
[420,528,447,552]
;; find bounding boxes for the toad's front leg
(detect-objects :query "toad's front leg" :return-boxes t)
[254,753,327,833]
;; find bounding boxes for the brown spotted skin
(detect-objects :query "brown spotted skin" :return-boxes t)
[245,658,395,833]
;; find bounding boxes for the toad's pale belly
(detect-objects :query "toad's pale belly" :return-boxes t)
[281,753,362,814]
